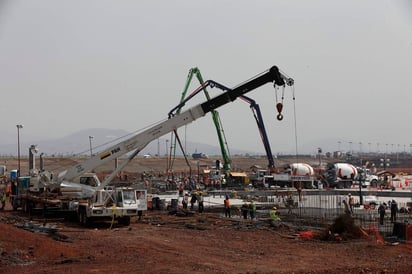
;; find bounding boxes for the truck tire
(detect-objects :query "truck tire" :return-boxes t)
[118,216,131,226]
[22,200,27,213]
[370,179,378,187]
[78,208,89,226]
[23,200,32,214]
[12,199,18,211]
[304,182,313,189]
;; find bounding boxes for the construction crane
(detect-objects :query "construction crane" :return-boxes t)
[169,67,231,173]
[14,65,292,226]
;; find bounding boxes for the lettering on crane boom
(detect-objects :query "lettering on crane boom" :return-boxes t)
[100,147,121,160]
[148,126,162,136]
[290,176,312,181]
[76,164,84,173]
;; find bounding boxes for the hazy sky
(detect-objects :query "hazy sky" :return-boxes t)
[1,0,411,155]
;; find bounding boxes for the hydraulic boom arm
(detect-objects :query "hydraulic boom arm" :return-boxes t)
[239,95,275,170]
[171,68,231,171]
[58,66,293,183]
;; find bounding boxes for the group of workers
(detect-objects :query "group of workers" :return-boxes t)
[181,191,204,213]
[240,200,257,220]
[378,199,399,225]
[223,195,281,226]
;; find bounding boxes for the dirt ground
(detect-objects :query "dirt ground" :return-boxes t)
[1,204,412,274]
[1,157,412,273]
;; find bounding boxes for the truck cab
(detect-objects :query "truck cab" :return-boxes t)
[249,169,268,187]
[354,168,378,188]
[77,187,147,226]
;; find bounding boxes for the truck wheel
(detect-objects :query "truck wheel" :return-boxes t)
[119,216,131,226]
[78,208,89,226]
[370,180,378,187]
[305,182,313,189]
[23,200,32,214]
[12,199,18,211]
[22,200,27,213]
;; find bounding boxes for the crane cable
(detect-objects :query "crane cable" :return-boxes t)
[275,86,285,121]
[276,83,299,159]
[291,85,303,193]
[291,85,299,164]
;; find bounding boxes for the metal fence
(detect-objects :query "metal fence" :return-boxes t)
[250,189,412,241]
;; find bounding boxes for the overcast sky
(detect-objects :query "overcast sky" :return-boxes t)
[1,0,411,155]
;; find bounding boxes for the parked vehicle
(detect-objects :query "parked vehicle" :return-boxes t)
[354,167,379,187]
[323,163,358,188]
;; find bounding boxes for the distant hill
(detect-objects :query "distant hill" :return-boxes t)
[0,128,348,157]
[0,128,258,157]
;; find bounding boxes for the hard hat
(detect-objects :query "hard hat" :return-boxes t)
[348,193,351,196]
[273,206,277,210]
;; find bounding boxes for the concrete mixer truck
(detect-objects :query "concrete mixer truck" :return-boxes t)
[323,163,358,189]
[263,163,316,189]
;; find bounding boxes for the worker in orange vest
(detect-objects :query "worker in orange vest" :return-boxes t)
[224,195,231,218]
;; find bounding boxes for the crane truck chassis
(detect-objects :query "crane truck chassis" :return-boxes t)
[12,65,293,226]
[13,173,148,226]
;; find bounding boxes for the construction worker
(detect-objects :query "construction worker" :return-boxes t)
[178,183,184,197]
[378,203,386,225]
[342,200,351,216]
[390,199,398,223]
[198,192,204,213]
[182,194,188,209]
[1,191,6,210]
[249,200,256,220]
[224,195,231,218]
[348,193,354,214]
[190,192,197,210]
[269,206,280,227]
[241,202,249,219]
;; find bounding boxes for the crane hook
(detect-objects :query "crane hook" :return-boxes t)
[277,113,283,121]
[276,103,283,121]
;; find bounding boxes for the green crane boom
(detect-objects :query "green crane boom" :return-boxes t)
[171,67,231,171]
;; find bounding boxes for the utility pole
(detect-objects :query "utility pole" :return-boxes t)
[16,124,23,177]
[89,136,94,157]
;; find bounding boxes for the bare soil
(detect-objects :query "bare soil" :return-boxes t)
[1,207,412,274]
[1,157,412,273]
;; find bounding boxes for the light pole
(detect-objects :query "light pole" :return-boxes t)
[317,147,322,177]
[165,139,169,172]
[89,136,94,157]
[16,124,23,177]
[157,138,160,157]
